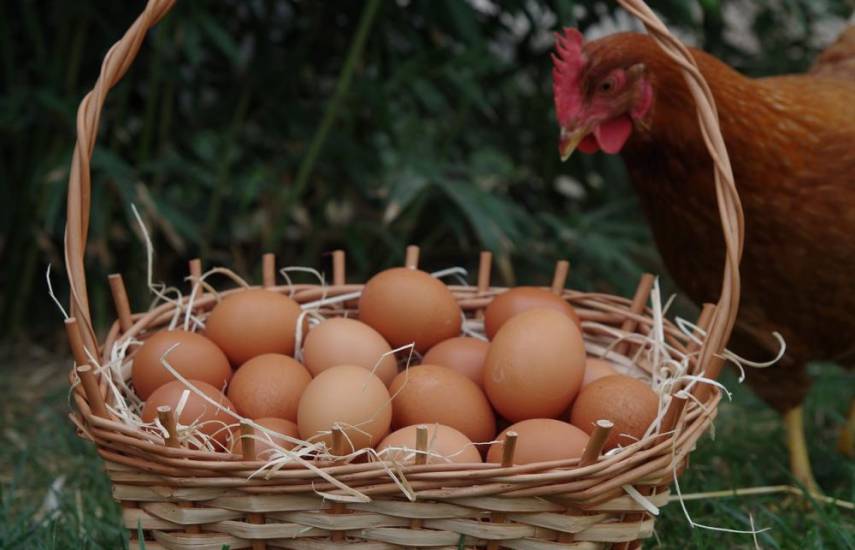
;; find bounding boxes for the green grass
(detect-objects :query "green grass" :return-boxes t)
[0,347,851,549]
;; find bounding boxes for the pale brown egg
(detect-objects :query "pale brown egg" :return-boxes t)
[205,288,302,365]
[582,357,618,388]
[484,308,586,421]
[389,365,495,444]
[358,267,461,353]
[131,329,231,400]
[227,354,312,421]
[302,317,398,385]
[231,417,300,458]
[570,375,659,450]
[422,337,489,387]
[484,287,581,339]
[376,424,482,464]
[141,379,235,446]
[487,419,590,465]
[297,365,392,452]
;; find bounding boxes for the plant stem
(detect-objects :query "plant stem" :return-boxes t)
[138,21,165,164]
[671,484,854,510]
[267,0,382,249]
[202,85,252,257]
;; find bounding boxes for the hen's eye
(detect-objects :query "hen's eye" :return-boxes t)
[599,79,614,93]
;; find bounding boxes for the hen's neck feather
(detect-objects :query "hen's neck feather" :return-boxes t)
[583,34,855,362]
[590,33,855,188]
[595,34,855,344]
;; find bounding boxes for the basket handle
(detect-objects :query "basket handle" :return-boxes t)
[616,0,744,372]
[64,0,175,347]
[64,0,743,370]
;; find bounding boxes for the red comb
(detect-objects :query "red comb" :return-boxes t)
[552,28,587,125]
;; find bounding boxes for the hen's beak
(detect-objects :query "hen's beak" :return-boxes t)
[559,126,590,161]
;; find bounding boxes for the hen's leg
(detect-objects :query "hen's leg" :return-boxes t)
[740,340,819,492]
[837,398,854,458]
[784,406,821,494]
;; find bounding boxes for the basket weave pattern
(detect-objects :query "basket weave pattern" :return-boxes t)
[73,286,720,549]
[63,1,743,549]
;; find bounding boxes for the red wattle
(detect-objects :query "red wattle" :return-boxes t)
[593,116,632,154]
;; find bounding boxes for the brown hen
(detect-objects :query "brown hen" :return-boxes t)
[551,25,855,491]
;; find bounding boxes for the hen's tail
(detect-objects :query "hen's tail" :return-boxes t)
[810,22,855,80]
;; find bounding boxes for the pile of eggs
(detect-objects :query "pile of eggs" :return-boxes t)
[133,266,660,464]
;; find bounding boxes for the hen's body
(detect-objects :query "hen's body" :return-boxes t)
[584,33,855,412]
[563,30,855,489]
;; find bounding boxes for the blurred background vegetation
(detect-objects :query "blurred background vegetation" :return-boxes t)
[1,0,850,343]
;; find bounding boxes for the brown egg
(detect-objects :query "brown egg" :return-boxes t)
[232,417,300,458]
[358,267,461,353]
[484,308,586,422]
[205,288,302,365]
[302,318,398,386]
[422,337,489,387]
[297,365,392,452]
[487,419,590,465]
[582,357,618,387]
[570,375,659,450]
[131,329,231,400]
[142,379,235,446]
[389,365,495,444]
[227,354,311,421]
[377,424,482,464]
[484,287,581,339]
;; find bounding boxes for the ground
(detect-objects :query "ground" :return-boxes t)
[0,346,852,549]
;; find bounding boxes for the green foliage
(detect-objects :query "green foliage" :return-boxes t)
[1,0,849,337]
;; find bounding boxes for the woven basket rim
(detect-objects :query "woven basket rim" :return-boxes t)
[69,279,721,502]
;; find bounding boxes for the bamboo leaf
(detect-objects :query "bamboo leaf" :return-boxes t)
[197,12,241,67]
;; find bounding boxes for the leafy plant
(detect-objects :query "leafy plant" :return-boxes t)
[0,0,849,339]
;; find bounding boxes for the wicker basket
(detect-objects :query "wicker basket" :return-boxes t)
[63,1,744,548]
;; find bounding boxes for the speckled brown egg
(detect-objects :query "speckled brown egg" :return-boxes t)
[377,424,482,464]
[205,288,302,365]
[484,308,586,421]
[358,268,461,353]
[132,329,231,400]
[227,354,312,421]
[487,419,589,465]
[302,317,398,386]
[389,365,495,444]
[297,365,392,452]
[141,379,235,446]
[570,375,659,450]
[232,417,300,458]
[484,287,581,339]
[422,337,489,387]
[582,357,618,388]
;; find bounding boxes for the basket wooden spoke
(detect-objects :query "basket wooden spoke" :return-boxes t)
[63,0,743,548]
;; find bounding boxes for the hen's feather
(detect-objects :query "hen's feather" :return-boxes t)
[810,25,855,81]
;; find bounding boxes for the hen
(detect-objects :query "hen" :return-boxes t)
[551,25,855,491]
